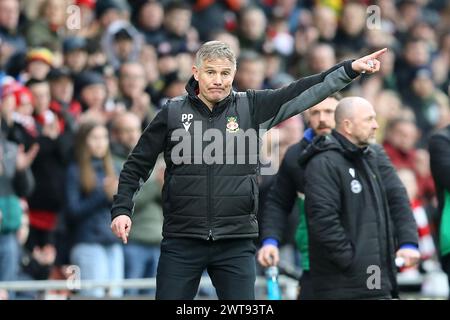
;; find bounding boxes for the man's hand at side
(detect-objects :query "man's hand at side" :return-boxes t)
[257,244,280,267]
[111,215,132,244]
[396,247,421,268]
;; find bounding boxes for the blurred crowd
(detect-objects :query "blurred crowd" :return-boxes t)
[1,0,450,299]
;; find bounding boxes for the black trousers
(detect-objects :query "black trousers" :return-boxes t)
[156,237,256,300]
[297,271,313,300]
[441,254,450,299]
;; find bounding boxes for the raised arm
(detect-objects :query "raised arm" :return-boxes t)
[251,48,387,130]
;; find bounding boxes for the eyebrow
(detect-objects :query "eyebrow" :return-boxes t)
[203,66,233,71]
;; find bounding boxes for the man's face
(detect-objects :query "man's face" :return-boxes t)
[114,39,133,61]
[50,77,73,103]
[119,64,146,97]
[81,84,107,110]
[350,104,379,147]
[0,0,19,30]
[65,49,88,73]
[115,116,142,150]
[87,125,109,159]
[192,58,235,108]
[27,60,51,80]
[389,122,418,153]
[235,59,265,90]
[307,98,337,135]
[29,83,51,114]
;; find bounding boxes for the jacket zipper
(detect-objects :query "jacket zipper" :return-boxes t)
[364,160,396,289]
[206,115,214,240]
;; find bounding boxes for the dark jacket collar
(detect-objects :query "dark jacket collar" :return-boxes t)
[332,130,370,157]
[299,130,372,166]
[185,76,234,117]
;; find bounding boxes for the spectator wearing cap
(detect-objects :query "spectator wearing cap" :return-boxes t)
[63,37,89,75]
[25,48,54,81]
[7,85,38,150]
[0,76,22,130]
[47,67,82,134]
[0,0,27,68]
[85,40,108,70]
[75,70,110,124]
[25,0,69,50]
[102,20,143,71]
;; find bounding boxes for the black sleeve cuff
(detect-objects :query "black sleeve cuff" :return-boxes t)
[343,60,360,79]
[111,209,132,221]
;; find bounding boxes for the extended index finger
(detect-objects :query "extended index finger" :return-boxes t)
[368,48,388,59]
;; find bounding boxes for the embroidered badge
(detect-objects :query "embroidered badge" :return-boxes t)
[226,116,239,133]
[350,179,362,194]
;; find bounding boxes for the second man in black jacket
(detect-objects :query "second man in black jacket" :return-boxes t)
[301,97,420,299]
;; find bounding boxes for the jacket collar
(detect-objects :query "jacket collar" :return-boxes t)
[298,130,373,167]
[185,76,233,116]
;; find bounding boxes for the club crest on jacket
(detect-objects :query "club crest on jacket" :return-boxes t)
[350,179,362,194]
[226,116,239,133]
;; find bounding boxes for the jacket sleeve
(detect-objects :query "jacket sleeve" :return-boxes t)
[429,133,450,191]
[260,146,299,243]
[13,168,35,198]
[374,145,419,247]
[250,60,359,130]
[111,106,168,220]
[304,154,354,271]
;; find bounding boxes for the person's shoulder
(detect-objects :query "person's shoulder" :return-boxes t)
[368,143,386,157]
[284,141,304,159]
[163,94,189,107]
[305,148,340,171]
[429,126,450,144]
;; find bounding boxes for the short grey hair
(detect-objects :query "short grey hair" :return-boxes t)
[195,41,236,69]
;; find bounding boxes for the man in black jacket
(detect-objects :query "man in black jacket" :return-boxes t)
[300,97,420,299]
[257,94,339,299]
[110,41,387,299]
[429,124,450,299]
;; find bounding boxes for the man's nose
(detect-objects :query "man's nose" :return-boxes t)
[213,74,223,85]
[373,119,379,129]
[319,112,326,122]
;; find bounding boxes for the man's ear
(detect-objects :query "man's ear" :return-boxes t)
[192,65,199,81]
[344,119,353,135]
